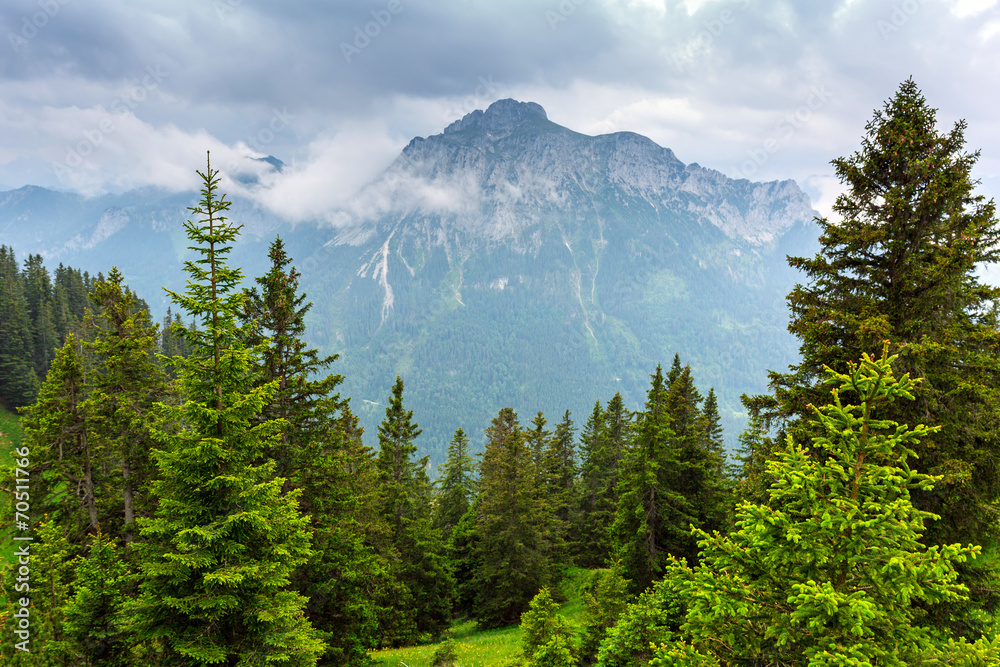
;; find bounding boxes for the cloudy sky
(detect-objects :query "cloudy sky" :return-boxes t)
[1,0,998,222]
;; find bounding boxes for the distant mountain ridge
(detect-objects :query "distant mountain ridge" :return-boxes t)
[334,99,812,245]
[0,100,819,464]
[303,99,819,461]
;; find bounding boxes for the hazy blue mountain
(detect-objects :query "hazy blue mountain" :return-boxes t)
[0,176,306,313]
[0,103,819,466]
[300,99,819,464]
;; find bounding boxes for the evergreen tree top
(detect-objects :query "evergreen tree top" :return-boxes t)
[377,375,422,456]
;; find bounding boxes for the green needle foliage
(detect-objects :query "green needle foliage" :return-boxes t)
[664,349,993,665]
[20,334,98,541]
[579,562,633,665]
[743,80,1000,630]
[0,517,77,666]
[435,427,476,540]
[518,587,577,667]
[60,532,134,666]
[474,407,555,628]
[0,245,40,407]
[87,267,167,542]
[375,375,454,641]
[241,236,386,666]
[576,395,631,568]
[130,154,324,665]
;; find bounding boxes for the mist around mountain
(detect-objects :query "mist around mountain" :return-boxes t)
[298,99,819,462]
[0,99,820,464]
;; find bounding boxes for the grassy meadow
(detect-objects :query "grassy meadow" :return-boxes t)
[370,567,593,667]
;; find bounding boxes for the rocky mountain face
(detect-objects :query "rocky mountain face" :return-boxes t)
[302,99,819,462]
[0,99,818,464]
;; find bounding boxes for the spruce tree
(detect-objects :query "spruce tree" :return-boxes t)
[374,375,453,640]
[435,427,476,540]
[665,366,729,557]
[129,154,324,665]
[660,351,994,664]
[474,407,554,628]
[517,588,577,667]
[20,335,99,539]
[612,364,678,593]
[525,411,564,567]
[86,267,166,542]
[240,235,345,481]
[613,362,727,594]
[22,253,58,376]
[0,245,39,406]
[544,410,578,560]
[299,409,391,665]
[241,236,387,665]
[577,395,631,568]
[743,78,1000,631]
[579,562,633,665]
[0,518,78,666]
[59,532,135,666]
[698,388,724,462]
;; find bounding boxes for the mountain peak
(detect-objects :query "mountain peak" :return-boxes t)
[443,99,549,136]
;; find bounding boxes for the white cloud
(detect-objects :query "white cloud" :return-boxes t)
[247,124,404,223]
[949,0,998,18]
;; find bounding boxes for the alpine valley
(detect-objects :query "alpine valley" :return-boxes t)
[0,99,820,465]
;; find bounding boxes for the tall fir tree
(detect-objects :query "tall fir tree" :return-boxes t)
[241,235,388,665]
[20,335,99,540]
[743,78,1000,632]
[665,365,730,556]
[435,427,476,540]
[473,407,555,628]
[129,154,324,665]
[658,352,996,665]
[525,411,565,568]
[613,361,728,594]
[576,394,631,568]
[0,246,39,407]
[86,267,166,542]
[544,410,578,560]
[240,235,344,480]
[698,388,724,462]
[22,253,58,377]
[374,376,453,640]
[612,364,677,594]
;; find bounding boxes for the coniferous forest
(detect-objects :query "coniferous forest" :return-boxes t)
[3,81,1000,665]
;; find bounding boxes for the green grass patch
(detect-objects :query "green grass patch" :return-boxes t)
[0,406,22,466]
[369,568,595,667]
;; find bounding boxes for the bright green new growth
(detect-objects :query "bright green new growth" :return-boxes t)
[518,587,576,667]
[130,153,324,664]
[662,349,991,665]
